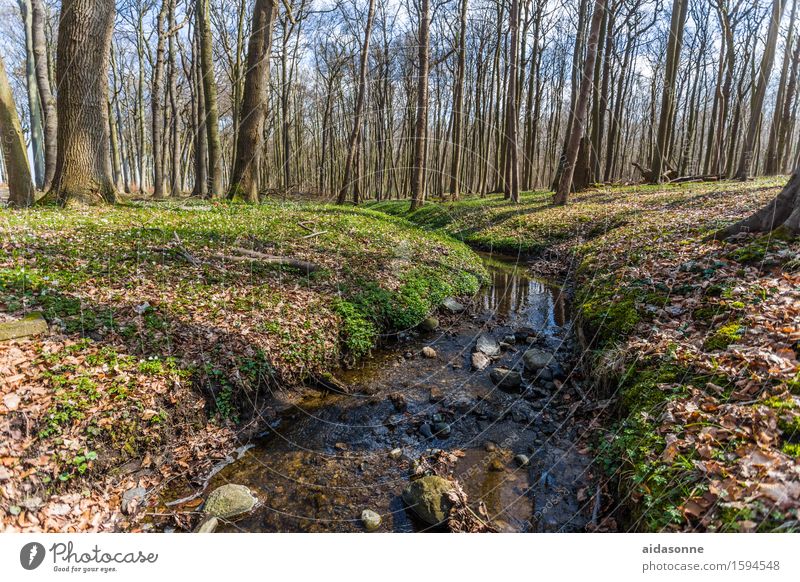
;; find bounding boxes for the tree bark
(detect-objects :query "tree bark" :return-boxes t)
[49,0,116,206]
[0,55,35,207]
[554,0,605,205]
[229,0,277,203]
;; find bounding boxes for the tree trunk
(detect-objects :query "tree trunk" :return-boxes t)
[30,0,56,192]
[448,0,468,200]
[229,0,277,203]
[198,0,223,197]
[338,0,377,205]
[650,0,689,182]
[504,0,520,203]
[735,0,786,180]
[18,0,45,190]
[765,0,798,175]
[0,55,35,207]
[715,167,800,237]
[49,0,116,206]
[167,0,180,196]
[410,0,430,211]
[554,0,605,205]
[151,0,168,198]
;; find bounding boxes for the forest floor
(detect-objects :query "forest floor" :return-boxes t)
[0,177,798,532]
[0,200,483,531]
[371,176,800,531]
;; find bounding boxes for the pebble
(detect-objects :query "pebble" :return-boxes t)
[389,448,403,460]
[361,509,382,532]
[422,346,437,358]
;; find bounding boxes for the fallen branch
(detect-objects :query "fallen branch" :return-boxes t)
[301,230,328,239]
[217,246,322,273]
[173,232,201,267]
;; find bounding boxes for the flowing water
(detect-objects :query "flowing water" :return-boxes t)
[165,252,596,532]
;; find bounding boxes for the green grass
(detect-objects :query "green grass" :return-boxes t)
[0,199,485,409]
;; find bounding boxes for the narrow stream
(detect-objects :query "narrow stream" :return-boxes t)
[169,252,595,532]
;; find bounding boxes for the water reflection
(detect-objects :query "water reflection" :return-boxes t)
[477,252,568,330]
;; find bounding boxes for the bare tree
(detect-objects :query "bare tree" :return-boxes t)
[735,0,786,180]
[554,0,605,205]
[198,0,223,196]
[338,0,377,205]
[229,0,278,203]
[410,0,430,211]
[0,54,34,207]
[30,0,56,191]
[649,0,688,182]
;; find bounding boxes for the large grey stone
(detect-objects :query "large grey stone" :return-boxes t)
[442,297,465,313]
[490,368,523,392]
[0,313,48,341]
[476,334,500,357]
[402,476,456,525]
[203,484,257,519]
[522,349,554,372]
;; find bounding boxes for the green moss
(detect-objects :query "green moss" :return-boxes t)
[619,363,688,413]
[703,320,745,351]
[578,283,640,348]
[729,229,793,265]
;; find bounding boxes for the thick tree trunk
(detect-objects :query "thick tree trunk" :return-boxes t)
[198,0,222,197]
[49,0,116,206]
[410,0,430,211]
[30,0,56,192]
[228,0,277,203]
[0,55,35,207]
[715,167,800,237]
[735,0,786,180]
[554,0,605,205]
[338,0,376,205]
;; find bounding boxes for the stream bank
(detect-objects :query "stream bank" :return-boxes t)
[163,251,604,532]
